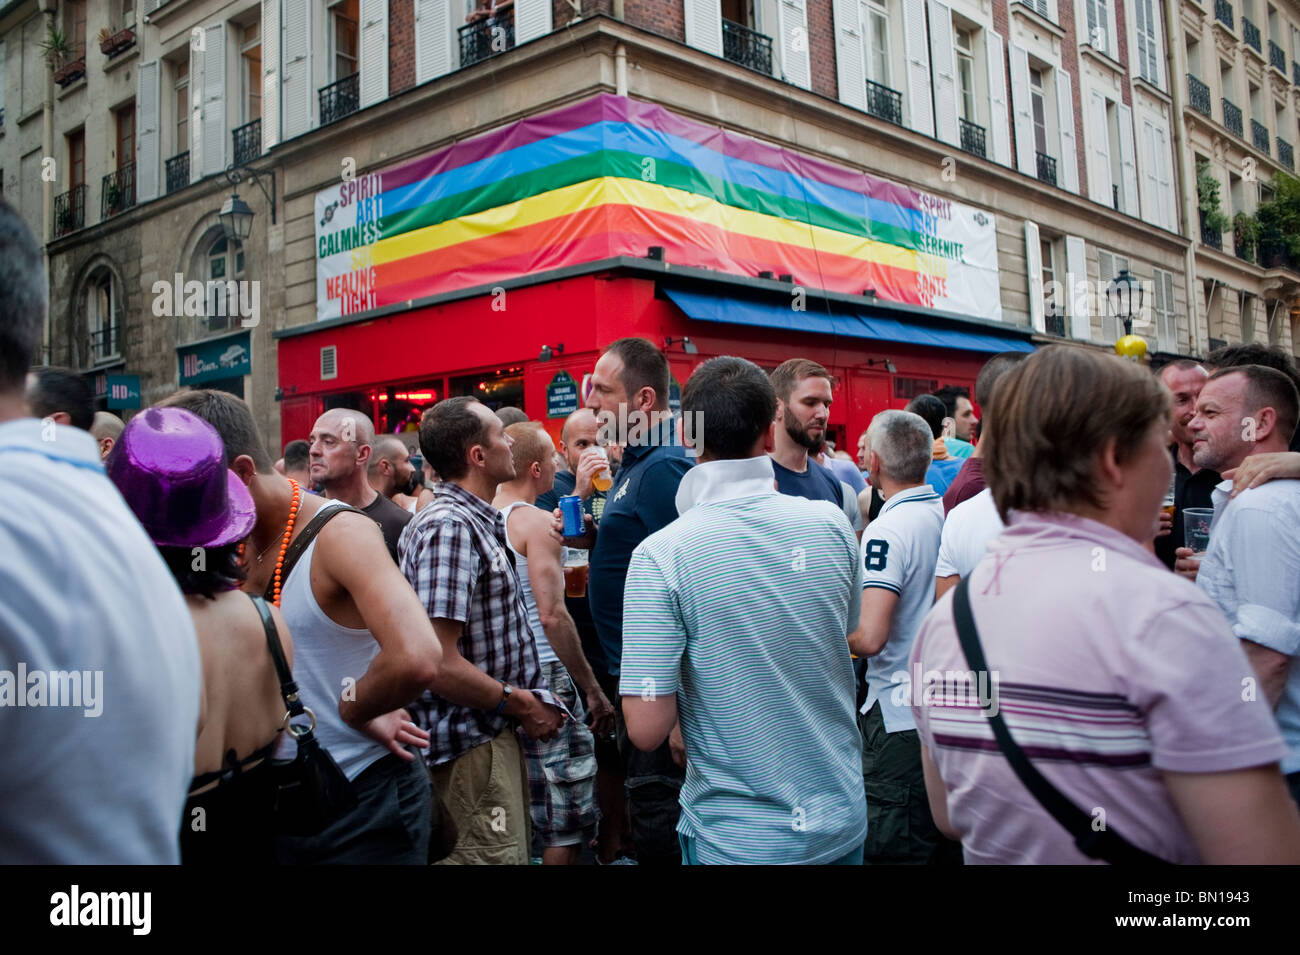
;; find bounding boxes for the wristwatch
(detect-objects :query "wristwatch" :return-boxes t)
[492,681,513,717]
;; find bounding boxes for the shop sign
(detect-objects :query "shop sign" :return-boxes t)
[547,370,580,419]
[178,332,252,386]
[106,374,141,409]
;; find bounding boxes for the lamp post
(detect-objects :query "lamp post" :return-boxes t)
[1107,268,1147,360]
[219,163,277,241]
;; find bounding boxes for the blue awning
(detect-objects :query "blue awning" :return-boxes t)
[663,287,1036,354]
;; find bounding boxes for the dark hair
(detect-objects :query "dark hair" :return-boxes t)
[283,439,310,470]
[157,543,246,599]
[984,346,1169,522]
[1206,342,1300,398]
[1207,364,1300,445]
[25,367,95,431]
[605,337,670,411]
[904,393,948,439]
[769,358,835,403]
[420,396,489,481]
[0,201,47,393]
[1154,357,1203,377]
[156,389,275,472]
[682,356,776,459]
[974,352,1030,410]
[495,406,529,426]
[932,384,971,418]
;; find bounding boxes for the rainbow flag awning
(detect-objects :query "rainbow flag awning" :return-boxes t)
[315,94,1003,323]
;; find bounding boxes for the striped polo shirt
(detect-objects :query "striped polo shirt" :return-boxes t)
[619,456,867,865]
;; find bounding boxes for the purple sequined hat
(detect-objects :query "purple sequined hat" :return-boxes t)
[106,406,256,548]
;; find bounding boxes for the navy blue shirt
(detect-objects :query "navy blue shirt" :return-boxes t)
[771,456,846,507]
[588,421,693,676]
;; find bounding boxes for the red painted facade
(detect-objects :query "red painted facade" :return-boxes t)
[276,272,991,451]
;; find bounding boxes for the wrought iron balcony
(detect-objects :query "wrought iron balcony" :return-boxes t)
[1214,0,1234,30]
[1294,61,1300,86]
[1279,137,1294,170]
[1036,151,1057,186]
[1243,18,1261,53]
[1044,309,1067,337]
[722,19,773,75]
[1235,232,1255,262]
[959,118,986,158]
[318,72,360,126]
[166,152,189,194]
[88,325,120,364]
[1113,183,1120,210]
[53,184,86,236]
[232,119,261,167]
[1200,212,1223,250]
[1223,97,1243,137]
[864,79,903,125]
[458,12,514,67]
[1252,119,1270,154]
[1270,41,1286,73]
[101,163,136,219]
[1188,74,1212,116]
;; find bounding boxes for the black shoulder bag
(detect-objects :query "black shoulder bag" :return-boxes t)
[250,530,361,836]
[950,577,1171,866]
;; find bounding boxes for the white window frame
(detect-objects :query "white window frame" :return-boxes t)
[240,21,262,127]
[955,25,976,123]
[862,0,891,87]
[329,0,359,82]
[204,235,247,337]
[87,270,119,364]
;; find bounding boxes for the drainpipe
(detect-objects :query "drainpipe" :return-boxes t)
[38,0,55,364]
[615,42,627,96]
[613,0,624,20]
[1164,0,1203,357]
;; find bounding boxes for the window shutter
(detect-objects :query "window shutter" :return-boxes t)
[0,42,6,118]
[1160,269,1176,351]
[1025,220,1045,332]
[684,0,724,59]
[136,59,160,201]
[1154,123,1174,231]
[359,0,389,108]
[1118,103,1139,215]
[928,1,958,146]
[515,0,552,45]
[1009,45,1035,176]
[281,0,313,139]
[262,0,280,150]
[986,31,1010,166]
[902,0,934,136]
[1089,89,1112,204]
[200,24,227,177]
[414,0,452,81]
[189,39,203,183]
[1098,249,1118,340]
[1055,68,1079,193]
[833,0,866,110]
[1065,235,1091,339]
[777,0,811,88]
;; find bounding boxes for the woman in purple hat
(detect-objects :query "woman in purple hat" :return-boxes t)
[107,406,294,864]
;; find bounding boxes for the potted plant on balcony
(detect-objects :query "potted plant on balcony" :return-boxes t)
[105,180,123,214]
[44,27,85,85]
[1256,172,1300,271]
[55,203,74,235]
[1233,211,1260,263]
[1196,161,1232,238]
[99,23,135,56]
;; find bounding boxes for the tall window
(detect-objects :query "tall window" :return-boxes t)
[205,236,246,335]
[64,0,87,58]
[1086,0,1111,55]
[1106,99,1122,209]
[863,0,891,86]
[330,0,359,81]
[1134,0,1159,85]
[68,129,85,189]
[1153,267,1176,350]
[116,105,135,169]
[1040,236,1059,324]
[1240,291,1257,342]
[175,61,189,155]
[87,270,116,363]
[955,27,976,122]
[119,0,135,30]
[241,22,262,124]
[1097,249,1131,339]
[1030,68,1048,155]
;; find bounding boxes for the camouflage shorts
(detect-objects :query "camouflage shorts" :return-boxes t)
[522,661,600,847]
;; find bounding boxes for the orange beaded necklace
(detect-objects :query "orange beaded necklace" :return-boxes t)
[271,479,303,607]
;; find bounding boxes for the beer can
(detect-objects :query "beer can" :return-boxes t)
[560,495,585,537]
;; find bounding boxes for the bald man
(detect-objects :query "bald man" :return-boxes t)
[368,435,422,511]
[89,412,124,461]
[310,409,412,563]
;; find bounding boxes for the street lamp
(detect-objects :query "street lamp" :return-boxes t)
[219,163,277,241]
[1106,268,1147,360]
[663,336,699,355]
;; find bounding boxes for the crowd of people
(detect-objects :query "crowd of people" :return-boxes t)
[4,198,1300,865]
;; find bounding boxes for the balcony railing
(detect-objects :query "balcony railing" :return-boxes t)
[232,119,261,167]
[1235,232,1255,262]
[101,163,136,219]
[1036,151,1057,186]
[1223,98,1243,137]
[722,19,773,75]
[318,72,360,126]
[1294,61,1300,86]
[1214,0,1234,30]
[1200,212,1223,250]
[1044,309,1067,337]
[1243,18,1261,53]
[1188,74,1212,116]
[1270,41,1287,73]
[1252,119,1270,154]
[959,118,986,158]
[1279,137,1294,170]
[864,78,903,125]
[54,184,87,236]
[1112,183,1120,210]
[458,12,514,67]
[88,325,120,365]
[166,152,189,194]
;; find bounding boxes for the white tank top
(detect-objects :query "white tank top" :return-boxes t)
[276,501,390,780]
[500,500,559,667]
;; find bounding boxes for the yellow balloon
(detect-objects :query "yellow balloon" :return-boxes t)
[1115,334,1148,359]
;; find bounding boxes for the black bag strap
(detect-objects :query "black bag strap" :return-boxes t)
[261,502,366,605]
[950,576,1171,866]
[248,593,303,717]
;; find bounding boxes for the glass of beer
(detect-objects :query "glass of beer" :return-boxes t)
[563,548,590,598]
[1160,475,1176,520]
[591,447,614,493]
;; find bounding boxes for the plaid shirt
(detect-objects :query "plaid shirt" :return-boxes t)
[398,480,561,766]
